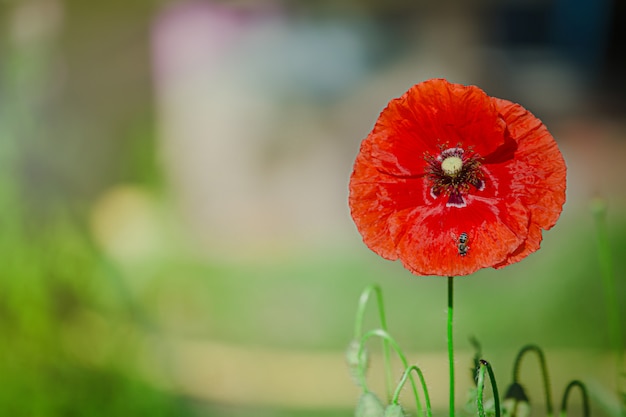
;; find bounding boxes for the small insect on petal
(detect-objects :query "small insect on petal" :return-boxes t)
[457,232,469,257]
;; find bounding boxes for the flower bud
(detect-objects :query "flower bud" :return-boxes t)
[502,382,531,417]
[384,403,405,417]
[356,391,385,417]
[346,339,368,384]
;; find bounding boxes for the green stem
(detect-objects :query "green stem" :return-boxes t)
[559,380,590,417]
[476,359,501,417]
[476,363,487,417]
[448,276,455,417]
[354,284,393,399]
[476,362,485,417]
[512,345,553,417]
[391,365,433,417]
[359,329,427,416]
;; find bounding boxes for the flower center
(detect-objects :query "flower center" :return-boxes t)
[425,146,484,208]
[441,156,463,176]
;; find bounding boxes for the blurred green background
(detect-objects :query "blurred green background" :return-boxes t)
[0,0,624,416]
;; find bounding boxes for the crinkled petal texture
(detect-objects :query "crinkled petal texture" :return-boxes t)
[349,79,566,276]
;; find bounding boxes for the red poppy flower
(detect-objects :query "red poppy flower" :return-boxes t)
[348,78,566,276]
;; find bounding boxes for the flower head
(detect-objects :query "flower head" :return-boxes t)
[348,78,566,276]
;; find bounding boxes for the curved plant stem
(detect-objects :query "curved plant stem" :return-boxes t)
[476,359,501,417]
[512,345,553,417]
[354,284,393,399]
[448,276,455,417]
[559,380,590,417]
[476,365,487,417]
[359,329,428,416]
[391,365,433,417]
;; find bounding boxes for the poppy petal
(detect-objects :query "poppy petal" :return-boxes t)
[387,196,529,276]
[348,79,566,277]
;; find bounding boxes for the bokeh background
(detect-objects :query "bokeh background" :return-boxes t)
[0,0,624,416]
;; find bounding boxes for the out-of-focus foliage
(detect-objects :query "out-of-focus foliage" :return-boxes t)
[0,1,185,413]
[0,178,188,415]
